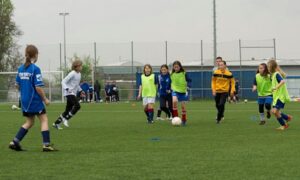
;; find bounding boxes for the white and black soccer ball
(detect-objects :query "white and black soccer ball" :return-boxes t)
[171,117,182,126]
[244,99,248,103]
[11,105,19,110]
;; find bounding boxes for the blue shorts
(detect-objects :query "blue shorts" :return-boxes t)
[257,96,273,105]
[172,91,189,102]
[273,99,285,110]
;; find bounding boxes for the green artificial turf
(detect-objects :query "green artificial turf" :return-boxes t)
[0,101,300,180]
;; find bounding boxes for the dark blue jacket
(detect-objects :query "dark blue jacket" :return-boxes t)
[158,73,172,96]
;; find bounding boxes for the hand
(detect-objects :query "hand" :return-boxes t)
[80,91,86,97]
[166,90,171,94]
[230,93,234,97]
[252,87,256,92]
[212,92,216,96]
[44,98,50,106]
[137,95,141,100]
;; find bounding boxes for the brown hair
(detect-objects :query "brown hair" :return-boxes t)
[72,59,83,70]
[256,63,269,77]
[143,64,153,75]
[25,45,38,68]
[267,59,286,78]
[172,60,185,73]
[216,56,223,61]
[160,64,169,73]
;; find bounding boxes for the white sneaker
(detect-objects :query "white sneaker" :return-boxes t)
[156,117,164,121]
[63,119,69,127]
[53,123,63,130]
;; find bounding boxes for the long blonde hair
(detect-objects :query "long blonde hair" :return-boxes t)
[267,59,286,78]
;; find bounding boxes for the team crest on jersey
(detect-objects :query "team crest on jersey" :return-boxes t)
[36,74,43,82]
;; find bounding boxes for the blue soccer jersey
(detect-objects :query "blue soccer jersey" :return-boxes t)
[16,64,45,113]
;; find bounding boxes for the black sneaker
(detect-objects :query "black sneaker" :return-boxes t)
[43,144,58,152]
[259,120,266,125]
[267,112,271,119]
[9,141,24,151]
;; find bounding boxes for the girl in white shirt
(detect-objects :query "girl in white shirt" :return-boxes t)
[53,60,85,129]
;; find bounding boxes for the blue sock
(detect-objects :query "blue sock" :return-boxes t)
[277,117,286,126]
[41,131,50,145]
[148,108,154,121]
[14,127,28,144]
[281,113,288,121]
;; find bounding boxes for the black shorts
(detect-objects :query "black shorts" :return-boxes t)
[23,109,46,117]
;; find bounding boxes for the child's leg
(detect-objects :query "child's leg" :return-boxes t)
[172,96,179,117]
[181,102,187,124]
[265,103,271,119]
[280,112,292,121]
[258,103,265,121]
[54,96,73,124]
[272,108,286,126]
[167,95,173,118]
[66,97,81,121]
[160,96,171,118]
[143,104,149,120]
[13,116,35,145]
[38,114,51,146]
[147,103,154,121]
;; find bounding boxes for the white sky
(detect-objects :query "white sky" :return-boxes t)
[11,0,300,70]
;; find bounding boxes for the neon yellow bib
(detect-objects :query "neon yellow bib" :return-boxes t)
[141,74,156,97]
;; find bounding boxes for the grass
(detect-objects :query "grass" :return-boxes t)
[0,100,300,180]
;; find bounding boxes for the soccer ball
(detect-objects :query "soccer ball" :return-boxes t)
[244,99,248,103]
[11,105,19,110]
[172,117,182,126]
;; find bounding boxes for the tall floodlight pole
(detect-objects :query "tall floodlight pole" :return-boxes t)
[213,0,217,61]
[59,12,69,70]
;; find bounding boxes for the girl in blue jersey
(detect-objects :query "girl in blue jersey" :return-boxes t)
[157,64,172,120]
[9,45,56,152]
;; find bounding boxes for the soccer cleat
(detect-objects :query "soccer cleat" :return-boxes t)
[52,123,63,130]
[43,144,58,152]
[156,117,164,121]
[259,120,266,125]
[147,120,154,124]
[267,111,271,119]
[63,119,69,127]
[276,125,289,131]
[287,115,293,122]
[9,141,24,151]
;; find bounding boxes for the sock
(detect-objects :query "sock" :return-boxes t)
[161,107,171,118]
[13,127,28,144]
[148,108,154,121]
[41,130,50,145]
[182,110,187,122]
[172,108,178,117]
[144,109,149,119]
[157,109,162,118]
[54,115,63,124]
[277,117,286,126]
[260,113,265,121]
[281,113,289,121]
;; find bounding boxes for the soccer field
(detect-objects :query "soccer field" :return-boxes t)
[1,101,300,180]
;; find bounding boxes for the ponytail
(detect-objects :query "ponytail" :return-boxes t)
[24,45,38,68]
[277,67,286,78]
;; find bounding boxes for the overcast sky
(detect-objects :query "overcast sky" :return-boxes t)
[11,0,300,70]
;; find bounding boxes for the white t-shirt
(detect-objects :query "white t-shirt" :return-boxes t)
[62,70,82,96]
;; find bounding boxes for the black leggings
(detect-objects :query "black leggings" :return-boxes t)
[62,95,81,120]
[259,103,271,113]
[215,93,228,121]
[159,94,173,118]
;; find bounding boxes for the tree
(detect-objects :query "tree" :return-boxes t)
[0,0,22,71]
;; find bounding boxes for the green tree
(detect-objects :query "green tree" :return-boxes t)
[0,0,22,71]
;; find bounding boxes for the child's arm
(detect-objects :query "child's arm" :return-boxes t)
[185,73,192,89]
[211,75,216,96]
[252,77,257,92]
[230,78,236,96]
[137,85,142,100]
[36,87,50,105]
[273,73,285,91]
[61,71,74,91]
